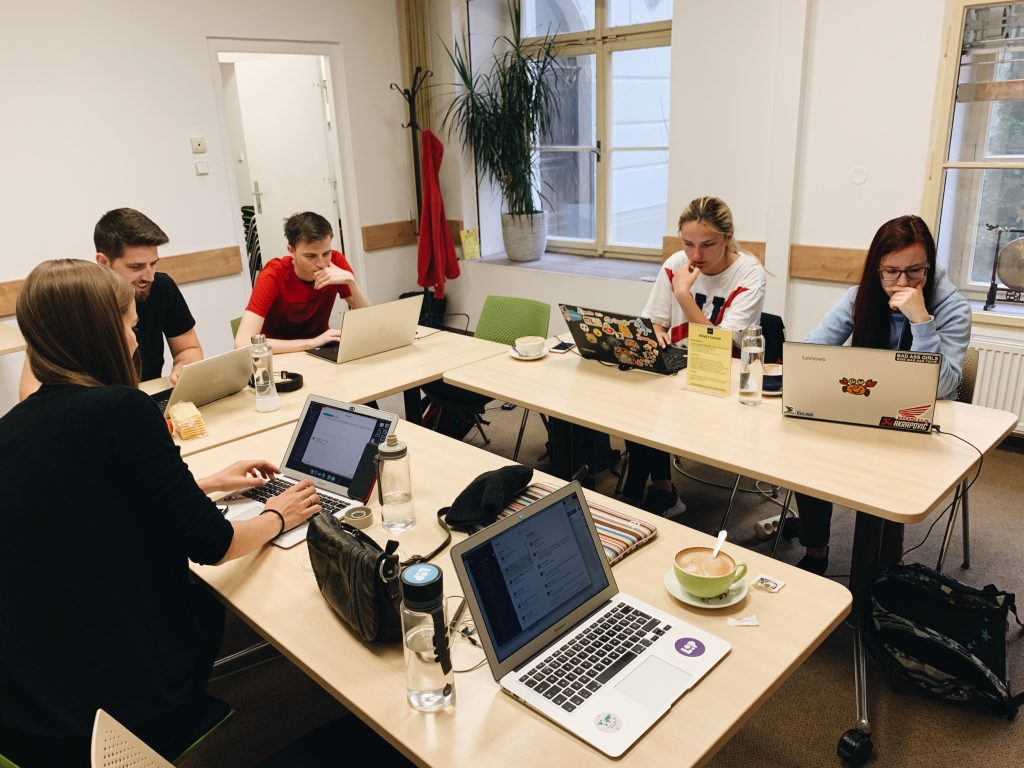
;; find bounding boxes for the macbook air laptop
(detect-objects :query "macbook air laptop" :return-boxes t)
[219,395,398,547]
[450,482,730,757]
[559,304,687,375]
[782,342,941,433]
[306,295,421,364]
[149,346,253,416]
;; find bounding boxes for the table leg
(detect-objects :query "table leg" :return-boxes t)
[403,388,424,426]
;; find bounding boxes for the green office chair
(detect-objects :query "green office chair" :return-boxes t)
[230,316,242,340]
[423,295,550,457]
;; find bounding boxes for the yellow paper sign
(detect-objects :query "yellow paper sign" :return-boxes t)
[459,228,480,260]
[686,324,733,397]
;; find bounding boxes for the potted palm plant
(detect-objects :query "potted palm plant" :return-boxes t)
[443,0,559,262]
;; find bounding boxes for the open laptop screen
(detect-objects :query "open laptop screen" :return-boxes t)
[284,401,392,486]
[459,491,610,663]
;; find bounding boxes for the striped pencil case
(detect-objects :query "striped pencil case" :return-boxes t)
[500,481,658,566]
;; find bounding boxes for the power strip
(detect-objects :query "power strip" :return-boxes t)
[753,514,782,540]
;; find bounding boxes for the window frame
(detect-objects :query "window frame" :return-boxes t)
[924,0,1024,297]
[527,2,672,261]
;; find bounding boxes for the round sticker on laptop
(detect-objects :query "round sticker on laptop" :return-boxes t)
[594,712,622,733]
[674,637,706,658]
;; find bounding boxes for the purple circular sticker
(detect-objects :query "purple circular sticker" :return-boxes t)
[674,637,706,658]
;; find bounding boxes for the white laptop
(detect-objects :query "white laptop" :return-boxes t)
[219,395,398,547]
[782,342,941,433]
[149,346,253,416]
[450,482,730,758]
[306,295,422,364]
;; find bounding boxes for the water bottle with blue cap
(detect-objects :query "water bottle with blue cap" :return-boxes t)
[400,563,455,711]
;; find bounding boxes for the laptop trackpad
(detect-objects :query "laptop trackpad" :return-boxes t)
[615,657,692,710]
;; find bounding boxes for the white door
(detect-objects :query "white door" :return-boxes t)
[232,54,342,264]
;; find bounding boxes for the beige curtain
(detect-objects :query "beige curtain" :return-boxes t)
[396,0,435,134]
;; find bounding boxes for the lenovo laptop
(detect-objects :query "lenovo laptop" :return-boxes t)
[149,346,252,416]
[782,342,941,433]
[219,395,398,547]
[559,304,687,375]
[306,295,421,364]
[450,482,729,757]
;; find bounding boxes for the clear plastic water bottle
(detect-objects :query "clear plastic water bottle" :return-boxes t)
[401,564,455,712]
[376,434,415,532]
[739,324,765,406]
[250,334,280,413]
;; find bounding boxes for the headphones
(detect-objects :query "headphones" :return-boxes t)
[248,371,304,393]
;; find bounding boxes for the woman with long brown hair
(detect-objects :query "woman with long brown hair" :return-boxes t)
[794,215,971,574]
[0,260,320,766]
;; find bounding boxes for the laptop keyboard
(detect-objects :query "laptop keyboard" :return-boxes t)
[517,602,671,713]
[662,347,688,372]
[241,477,352,516]
[150,388,173,413]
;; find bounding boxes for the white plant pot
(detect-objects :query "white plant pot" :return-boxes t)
[501,212,547,262]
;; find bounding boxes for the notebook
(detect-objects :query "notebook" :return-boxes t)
[148,346,253,416]
[782,342,941,433]
[218,395,398,547]
[559,304,687,375]
[450,482,729,757]
[306,295,421,364]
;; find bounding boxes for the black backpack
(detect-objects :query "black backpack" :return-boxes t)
[867,563,1024,718]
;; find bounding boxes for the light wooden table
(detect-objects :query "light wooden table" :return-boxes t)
[184,421,851,767]
[443,344,1019,758]
[141,329,507,457]
[0,324,26,355]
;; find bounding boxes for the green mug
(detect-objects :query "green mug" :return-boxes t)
[674,546,748,599]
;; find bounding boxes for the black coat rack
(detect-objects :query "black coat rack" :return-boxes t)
[390,66,432,227]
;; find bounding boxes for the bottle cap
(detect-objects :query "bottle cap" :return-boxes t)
[377,433,407,460]
[401,563,443,608]
[251,333,267,346]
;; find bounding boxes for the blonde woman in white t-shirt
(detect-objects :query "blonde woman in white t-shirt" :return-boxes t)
[623,196,767,516]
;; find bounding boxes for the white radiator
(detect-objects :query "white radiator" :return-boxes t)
[972,333,1024,436]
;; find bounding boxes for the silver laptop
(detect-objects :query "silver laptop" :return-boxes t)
[219,395,398,547]
[450,482,730,757]
[782,342,941,433]
[306,295,421,364]
[150,346,252,416]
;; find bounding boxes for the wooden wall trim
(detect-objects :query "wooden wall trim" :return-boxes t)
[661,236,766,264]
[362,219,465,251]
[0,246,243,317]
[789,244,866,283]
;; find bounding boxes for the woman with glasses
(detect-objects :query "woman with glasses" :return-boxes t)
[793,215,971,574]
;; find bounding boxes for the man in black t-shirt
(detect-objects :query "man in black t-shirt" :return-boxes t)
[94,208,203,382]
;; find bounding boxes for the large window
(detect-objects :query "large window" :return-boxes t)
[929,2,1024,302]
[526,0,672,259]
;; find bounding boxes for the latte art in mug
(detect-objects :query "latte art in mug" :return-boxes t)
[676,549,735,578]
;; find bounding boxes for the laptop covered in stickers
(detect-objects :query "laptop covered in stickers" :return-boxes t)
[782,342,941,433]
[559,304,688,375]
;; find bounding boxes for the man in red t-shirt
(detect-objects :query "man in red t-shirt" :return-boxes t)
[235,212,370,352]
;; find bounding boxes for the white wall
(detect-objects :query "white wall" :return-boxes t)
[436,0,950,343]
[0,0,420,412]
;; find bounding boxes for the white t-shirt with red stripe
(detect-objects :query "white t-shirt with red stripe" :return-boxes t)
[642,250,766,347]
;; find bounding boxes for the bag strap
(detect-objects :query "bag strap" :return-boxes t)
[400,509,452,567]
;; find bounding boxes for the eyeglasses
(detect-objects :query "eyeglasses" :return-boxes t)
[878,265,929,284]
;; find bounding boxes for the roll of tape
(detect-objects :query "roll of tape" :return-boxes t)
[344,506,373,529]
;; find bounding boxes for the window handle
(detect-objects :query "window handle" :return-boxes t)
[591,140,602,163]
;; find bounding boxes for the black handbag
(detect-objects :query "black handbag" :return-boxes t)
[306,511,451,644]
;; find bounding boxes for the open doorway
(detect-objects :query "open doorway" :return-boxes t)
[217,51,346,285]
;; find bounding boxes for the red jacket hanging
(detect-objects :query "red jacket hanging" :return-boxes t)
[416,129,460,299]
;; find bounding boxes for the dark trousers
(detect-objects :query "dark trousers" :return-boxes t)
[795,492,905,563]
[622,441,670,499]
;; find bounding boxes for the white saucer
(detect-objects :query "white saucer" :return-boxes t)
[509,348,548,361]
[762,389,783,397]
[663,569,749,609]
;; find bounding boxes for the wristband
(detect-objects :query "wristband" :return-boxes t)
[261,508,286,536]
[247,371,304,393]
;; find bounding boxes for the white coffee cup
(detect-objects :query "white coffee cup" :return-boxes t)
[514,336,545,357]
